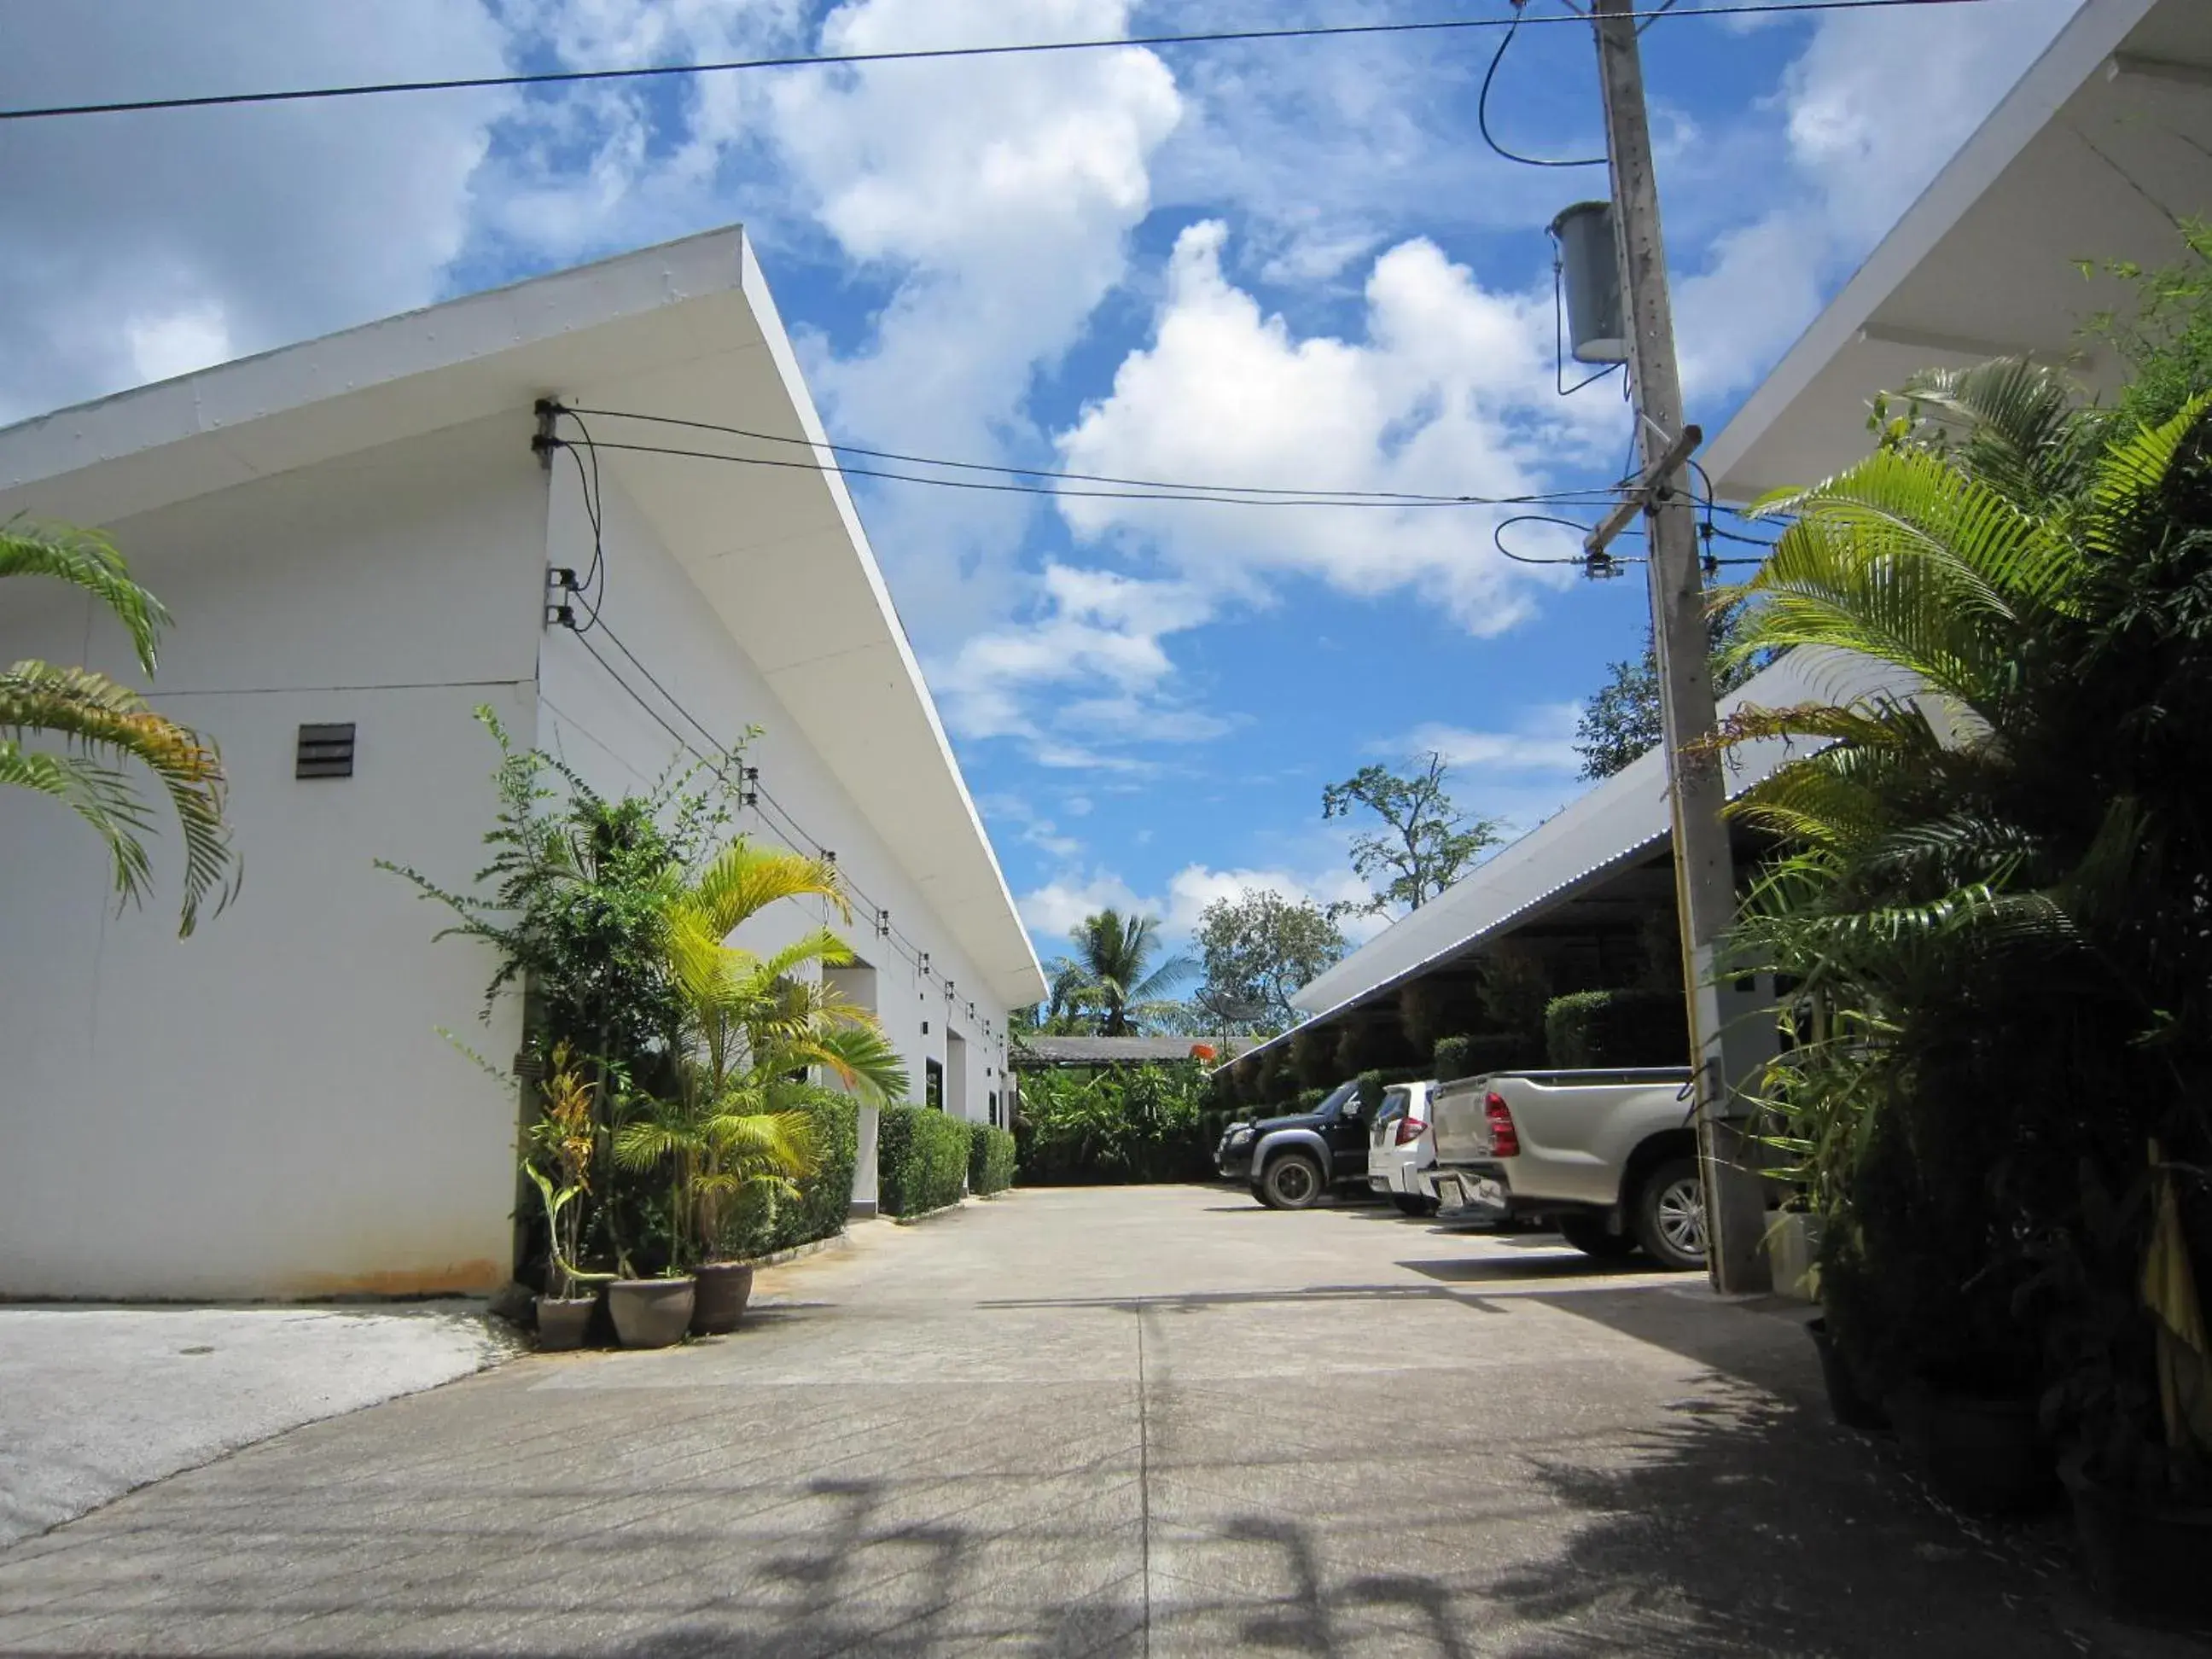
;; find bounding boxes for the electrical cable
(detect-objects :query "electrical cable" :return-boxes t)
[555,402,1541,504]
[548,429,1624,511]
[570,608,940,980]
[1479,9,1607,170]
[554,434,1626,510]
[0,0,2002,124]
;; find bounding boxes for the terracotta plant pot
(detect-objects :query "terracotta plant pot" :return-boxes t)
[607,1278,696,1349]
[2062,1461,2212,1627]
[690,1262,755,1335]
[1807,1317,1888,1433]
[534,1295,597,1352]
[1885,1380,2058,1516]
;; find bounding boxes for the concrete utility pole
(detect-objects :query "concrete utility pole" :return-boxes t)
[1590,0,1770,1294]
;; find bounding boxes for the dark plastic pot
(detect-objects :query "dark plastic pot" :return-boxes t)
[607,1278,695,1349]
[534,1295,597,1352]
[690,1262,755,1335]
[1807,1317,1889,1432]
[1885,1381,2058,1516]
[2062,1462,2212,1627]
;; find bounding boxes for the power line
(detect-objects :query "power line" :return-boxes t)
[0,0,2000,123]
[557,403,1534,504]
[1479,8,1608,169]
[550,432,1626,511]
[566,608,946,981]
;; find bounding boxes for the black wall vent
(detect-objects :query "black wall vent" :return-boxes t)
[296,723,356,779]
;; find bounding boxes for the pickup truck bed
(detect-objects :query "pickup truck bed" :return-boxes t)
[1428,1068,1706,1269]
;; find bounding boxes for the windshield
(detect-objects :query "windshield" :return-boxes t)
[1315,1080,1360,1116]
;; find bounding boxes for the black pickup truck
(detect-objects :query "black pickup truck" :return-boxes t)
[1214,1080,1374,1208]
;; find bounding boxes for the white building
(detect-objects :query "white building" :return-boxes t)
[0,228,1045,1301]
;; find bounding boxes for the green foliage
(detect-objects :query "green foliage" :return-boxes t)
[1289,1022,1336,1091]
[722,1095,859,1258]
[383,707,737,1071]
[1543,989,1688,1069]
[1434,1031,1541,1081]
[1396,977,1486,1057]
[1333,1019,1407,1078]
[1194,888,1346,1033]
[1321,754,1503,918]
[2084,220,2212,435]
[1033,908,1194,1035]
[969,1121,1018,1196]
[877,1105,972,1217]
[1475,945,1554,1039]
[1015,1062,1214,1185]
[1572,601,1771,782]
[1258,1042,1299,1106]
[1724,343,2212,1481]
[1,522,237,935]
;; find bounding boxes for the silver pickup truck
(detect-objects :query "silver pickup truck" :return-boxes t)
[1426,1068,1705,1270]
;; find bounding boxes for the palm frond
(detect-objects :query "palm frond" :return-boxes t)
[804,1021,911,1104]
[0,660,236,934]
[0,522,171,673]
[685,839,848,938]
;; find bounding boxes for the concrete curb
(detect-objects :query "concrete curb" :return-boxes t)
[742,1231,854,1270]
[889,1198,970,1226]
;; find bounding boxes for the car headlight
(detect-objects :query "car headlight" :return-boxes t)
[1227,1127,1254,1148]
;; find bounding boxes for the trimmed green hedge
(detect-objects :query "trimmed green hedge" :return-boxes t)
[879,1104,972,1216]
[1433,1031,1541,1082]
[725,1095,858,1257]
[969,1121,1017,1196]
[1544,989,1688,1068]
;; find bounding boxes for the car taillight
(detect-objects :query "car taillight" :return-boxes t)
[1484,1091,1519,1158]
[1394,1114,1425,1146]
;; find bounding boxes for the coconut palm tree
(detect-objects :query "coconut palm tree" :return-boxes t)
[2,522,234,934]
[614,838,910,1266]
[1067,908,1192,1036]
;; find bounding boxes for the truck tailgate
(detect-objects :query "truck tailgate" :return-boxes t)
[1429,1080,1494,1165]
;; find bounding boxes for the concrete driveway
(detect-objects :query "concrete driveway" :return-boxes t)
[0,1186,2194,1656]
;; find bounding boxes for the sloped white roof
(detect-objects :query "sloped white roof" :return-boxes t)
[1708,0,2209,502]
[0,227,1047,1010]
[1289,648,1898,1023]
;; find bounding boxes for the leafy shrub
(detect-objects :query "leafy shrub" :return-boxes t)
[1290,1023,1336,1090]
[1434,1031,1542,1081]
[1016,1062,1214,1185]
[969,1121,1017,1196]
[1397,977,1486,1055]
[724,1095,858,1257]
[1295,1086,1325,1113]
[1544,989,1687,1068]
[878,1104,971,1216]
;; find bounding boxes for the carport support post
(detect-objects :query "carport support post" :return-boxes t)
[1592,0,1769,1294]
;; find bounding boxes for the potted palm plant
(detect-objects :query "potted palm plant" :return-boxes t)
[523,1044,612,1350]
[646,841,910,1336]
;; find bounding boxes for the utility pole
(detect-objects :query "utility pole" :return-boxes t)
[1590,0,1769,1293]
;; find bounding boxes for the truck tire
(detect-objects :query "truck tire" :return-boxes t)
[1631,1158,1708,1271]
[1557,1213,1635,1259]
[1257,1150,1324,1210]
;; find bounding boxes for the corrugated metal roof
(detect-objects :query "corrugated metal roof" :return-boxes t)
[1243,649,1903,1065]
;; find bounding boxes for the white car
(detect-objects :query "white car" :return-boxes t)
[1366,1080,1439,1215]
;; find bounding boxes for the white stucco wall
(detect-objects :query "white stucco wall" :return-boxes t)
[0,416,545,1299]
[535,463,1016,1172]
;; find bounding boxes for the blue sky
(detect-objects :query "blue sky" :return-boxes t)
[2,0,2081,963]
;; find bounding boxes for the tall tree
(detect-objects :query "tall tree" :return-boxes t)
[1573,601,1768,780]
[2,522,236,934]
[1194,889,1346,1033]
[1066,908,1192,1036]
[1321,754,1501,918]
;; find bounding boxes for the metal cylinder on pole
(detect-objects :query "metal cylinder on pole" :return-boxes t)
[1589,0,1771,1294]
